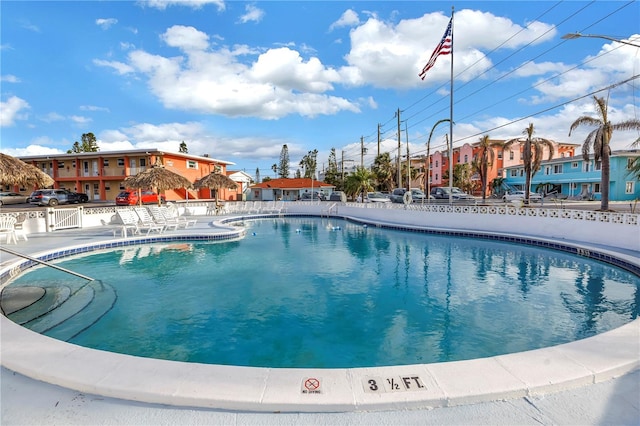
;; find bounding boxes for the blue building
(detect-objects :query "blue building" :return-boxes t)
[503,149,639,201]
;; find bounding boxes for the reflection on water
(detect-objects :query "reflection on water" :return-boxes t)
[6,217,639,368]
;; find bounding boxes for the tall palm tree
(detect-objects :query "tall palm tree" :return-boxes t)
[344,166,374,201]
[470,135,502,202]
[569,96,640,211]
[504,123,554,204]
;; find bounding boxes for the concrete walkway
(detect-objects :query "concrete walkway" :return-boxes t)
[1,215,639,425]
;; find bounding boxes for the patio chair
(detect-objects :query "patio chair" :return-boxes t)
[133,207,167,234]
[13,213,28,241]
[146,206,182,230]
[0,215,18,244]
[101,218,135,238]
[159,206,197,227]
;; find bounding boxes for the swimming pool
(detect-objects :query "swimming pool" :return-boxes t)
[4,217,639,369]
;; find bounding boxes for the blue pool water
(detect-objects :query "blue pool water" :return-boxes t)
[5,217,639,368]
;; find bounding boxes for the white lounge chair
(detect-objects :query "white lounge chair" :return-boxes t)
[133,207,167,233]
[147,206,183,230]
[159,206,196,227]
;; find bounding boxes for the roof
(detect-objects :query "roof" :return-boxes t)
[18,149,235,166]
[251,178,334,190]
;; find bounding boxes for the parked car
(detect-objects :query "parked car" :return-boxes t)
[28,189,89,206]
[356,192,391,203]
[503,190,543,203]
[389,188,428,203]
[115,190,166,206]
[299,191,326,201]
[430,187,474,201]
[329,191,346,202]
[0,192,30,206]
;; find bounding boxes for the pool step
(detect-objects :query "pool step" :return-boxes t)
[45,280,117,341]
[6,280,117,341]
[5,285,72,325]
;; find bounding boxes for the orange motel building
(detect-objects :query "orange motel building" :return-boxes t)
[411,139,579,196]
[13,149,243,203]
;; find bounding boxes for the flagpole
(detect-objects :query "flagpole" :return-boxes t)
[448,7,454,205]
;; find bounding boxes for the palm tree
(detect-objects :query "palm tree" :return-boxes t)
[470,135,502,202]
[371,153,394,192]
[344,166,374,201]
[504,123,554,204]
[570,96,640,211]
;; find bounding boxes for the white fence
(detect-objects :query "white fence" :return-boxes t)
[2,201,638,253]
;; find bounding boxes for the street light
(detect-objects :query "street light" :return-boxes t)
[561,32,640,48]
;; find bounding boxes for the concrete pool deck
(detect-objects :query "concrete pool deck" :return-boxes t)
[1,214,639,424]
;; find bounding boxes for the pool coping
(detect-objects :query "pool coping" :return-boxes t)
[1,215,639,412]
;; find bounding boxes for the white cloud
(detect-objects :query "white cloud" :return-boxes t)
[161,25,210,51]
[329,9,360,32]
[70,115,92,125]
[93,59,136,75]
[1,74,20,83]
[96,18,118,30]
[0,96,30,126]
[80,105,111,112]
[39,112,65,123]
[139,0,225,11]
[118,32,360,119]
[238,4,264,24]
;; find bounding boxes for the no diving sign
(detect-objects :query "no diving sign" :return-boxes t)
[301,377,322,394]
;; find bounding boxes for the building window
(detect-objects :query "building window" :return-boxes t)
[509,151,514,160]
[553,164,562,174]
[627,159,634,169]
[103,159,109,167]
[72,160,76,168]
[625,181,635,194]
[519,169,524,177]
[572,162,578,168]
[187,160,198,169]
[594,183,601,193]
[497,150,503,159]
[117,158,125,166]
[583,162,590,172]
[464,154,468,163]
[58,162,65,169]
[510,169,518,177]
[140,158,146,167]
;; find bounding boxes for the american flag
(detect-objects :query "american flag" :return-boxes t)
[419,17,452,80]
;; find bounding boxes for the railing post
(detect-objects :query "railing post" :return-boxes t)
[46,208,55,232]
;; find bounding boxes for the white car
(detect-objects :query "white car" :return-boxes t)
[357,192,391,203]
[503,190,542,202]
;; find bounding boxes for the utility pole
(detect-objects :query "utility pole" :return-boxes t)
[396,108,401,188]
[377,123,382,157]
[405,121,410,191]
[360,136,366,168]
[341,150,345,182]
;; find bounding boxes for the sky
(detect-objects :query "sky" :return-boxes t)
[1,0,639,179]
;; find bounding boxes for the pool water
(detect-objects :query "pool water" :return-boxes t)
[5,217,639,368]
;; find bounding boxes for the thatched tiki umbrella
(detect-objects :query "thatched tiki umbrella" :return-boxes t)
[193,172,238,204]
[0,153,55,188]
[122,162,192,206]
